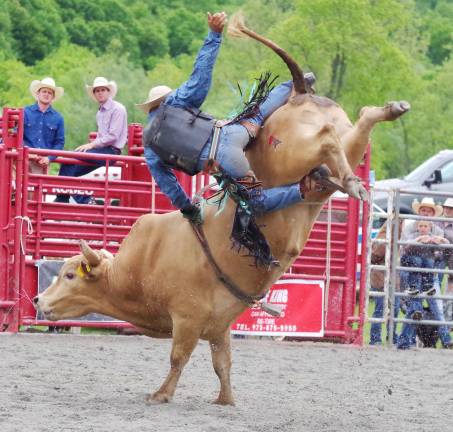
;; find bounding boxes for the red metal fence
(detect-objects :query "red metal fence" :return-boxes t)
[0,107,370,343]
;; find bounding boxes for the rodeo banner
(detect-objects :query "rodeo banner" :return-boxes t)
[231,278,324,337]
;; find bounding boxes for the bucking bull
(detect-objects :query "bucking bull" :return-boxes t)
[34,14,409,405]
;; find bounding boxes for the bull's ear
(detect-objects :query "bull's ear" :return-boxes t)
[77,261,92,278]
[79,240,101,267]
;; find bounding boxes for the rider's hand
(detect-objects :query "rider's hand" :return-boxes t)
[207,11,227,33]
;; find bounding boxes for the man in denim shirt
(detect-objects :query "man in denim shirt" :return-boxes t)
[24,77,65,173]
[140,12,319,223]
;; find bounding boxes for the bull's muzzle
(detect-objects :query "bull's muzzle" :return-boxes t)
[33,295,56,320]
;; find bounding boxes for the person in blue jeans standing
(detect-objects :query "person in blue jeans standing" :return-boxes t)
[369,220,403,345]
[138,11,320,224]
[397,208,453,349]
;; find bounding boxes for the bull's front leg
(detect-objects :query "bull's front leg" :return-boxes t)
[146,317,201,404]
[315,124,368,200]
[209,329,235,406]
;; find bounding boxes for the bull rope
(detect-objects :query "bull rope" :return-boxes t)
[14,216,33,255]
[190,222,283,317]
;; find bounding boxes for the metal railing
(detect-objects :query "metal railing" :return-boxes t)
[366,187,453,347]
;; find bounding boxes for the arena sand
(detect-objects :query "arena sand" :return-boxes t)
[1,333,452,432]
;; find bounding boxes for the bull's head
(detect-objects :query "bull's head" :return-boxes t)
[33,240,113,320]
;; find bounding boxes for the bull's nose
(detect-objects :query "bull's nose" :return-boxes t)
[33,296,39,305]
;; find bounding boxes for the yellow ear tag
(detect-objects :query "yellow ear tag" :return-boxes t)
[76,265,85,278]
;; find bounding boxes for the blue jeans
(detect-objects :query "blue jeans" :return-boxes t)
[369,296,401,345]
[400,254,434,292]
[55,146,120,204]
[144,146,302,215]
[397,294,451,349]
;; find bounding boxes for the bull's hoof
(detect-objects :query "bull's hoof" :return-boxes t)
[212,397,235,406]
[145,392,171,405]
[308,165,346,194]
[385,100,410,120]
[344,177,368,201]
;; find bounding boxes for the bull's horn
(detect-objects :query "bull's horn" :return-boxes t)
[79,240,101,266]
[228,12,306,94]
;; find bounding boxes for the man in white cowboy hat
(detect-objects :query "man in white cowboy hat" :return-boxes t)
[24,77,65,172]
[139,12,322,225]
[54,76,127,204]
[397,196,453,349]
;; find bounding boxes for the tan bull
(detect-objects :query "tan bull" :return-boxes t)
[34,15,409,406]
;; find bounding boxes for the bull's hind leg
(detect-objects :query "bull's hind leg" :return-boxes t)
[146,318,201,404]
[315,123,368,200]
[209,330,235,406]
[342,101,410,168]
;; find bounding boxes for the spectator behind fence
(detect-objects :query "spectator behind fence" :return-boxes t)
[405,219,449,295]
[54,77,127,204]
[24,77,65,173]
[439,197,453,321]
[397,198,453,349]
[399,198,444,294]
[369,219,403,345]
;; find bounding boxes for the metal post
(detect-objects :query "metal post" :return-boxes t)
[387,189,401,347]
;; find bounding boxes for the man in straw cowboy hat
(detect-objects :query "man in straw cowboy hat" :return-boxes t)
[139,11,321,225]
[397,197,453,349]
[55,76,127,204]
[24,77,65,172]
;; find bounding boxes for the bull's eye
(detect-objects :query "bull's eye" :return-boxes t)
[65,273,75,280]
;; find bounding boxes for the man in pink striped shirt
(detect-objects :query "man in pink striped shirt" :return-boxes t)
[55,77,127,204]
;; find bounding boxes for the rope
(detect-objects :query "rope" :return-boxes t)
[14,216,33,255]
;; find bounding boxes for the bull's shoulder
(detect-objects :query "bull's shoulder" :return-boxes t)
[120,212,177,247]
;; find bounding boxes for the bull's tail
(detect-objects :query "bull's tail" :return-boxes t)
[228,12,306,94]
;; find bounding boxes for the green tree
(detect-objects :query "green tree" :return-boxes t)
[421,1,453,65]
[7,0,67,65]
[166,9,205,57]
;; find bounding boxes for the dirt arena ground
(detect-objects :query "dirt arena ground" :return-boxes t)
[1,333,452,432]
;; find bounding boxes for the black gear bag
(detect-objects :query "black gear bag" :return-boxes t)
[143,104,215,176]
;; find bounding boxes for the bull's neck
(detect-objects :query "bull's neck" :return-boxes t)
[86,263,137,322]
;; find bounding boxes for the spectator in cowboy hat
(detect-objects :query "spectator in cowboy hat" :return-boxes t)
[23,77,65,173]
[54,76,127,204]
[397,196,453,349]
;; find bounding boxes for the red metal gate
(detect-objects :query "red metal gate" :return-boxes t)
[0,107,369,343]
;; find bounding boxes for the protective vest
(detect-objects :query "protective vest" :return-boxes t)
[143,104,215,176]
